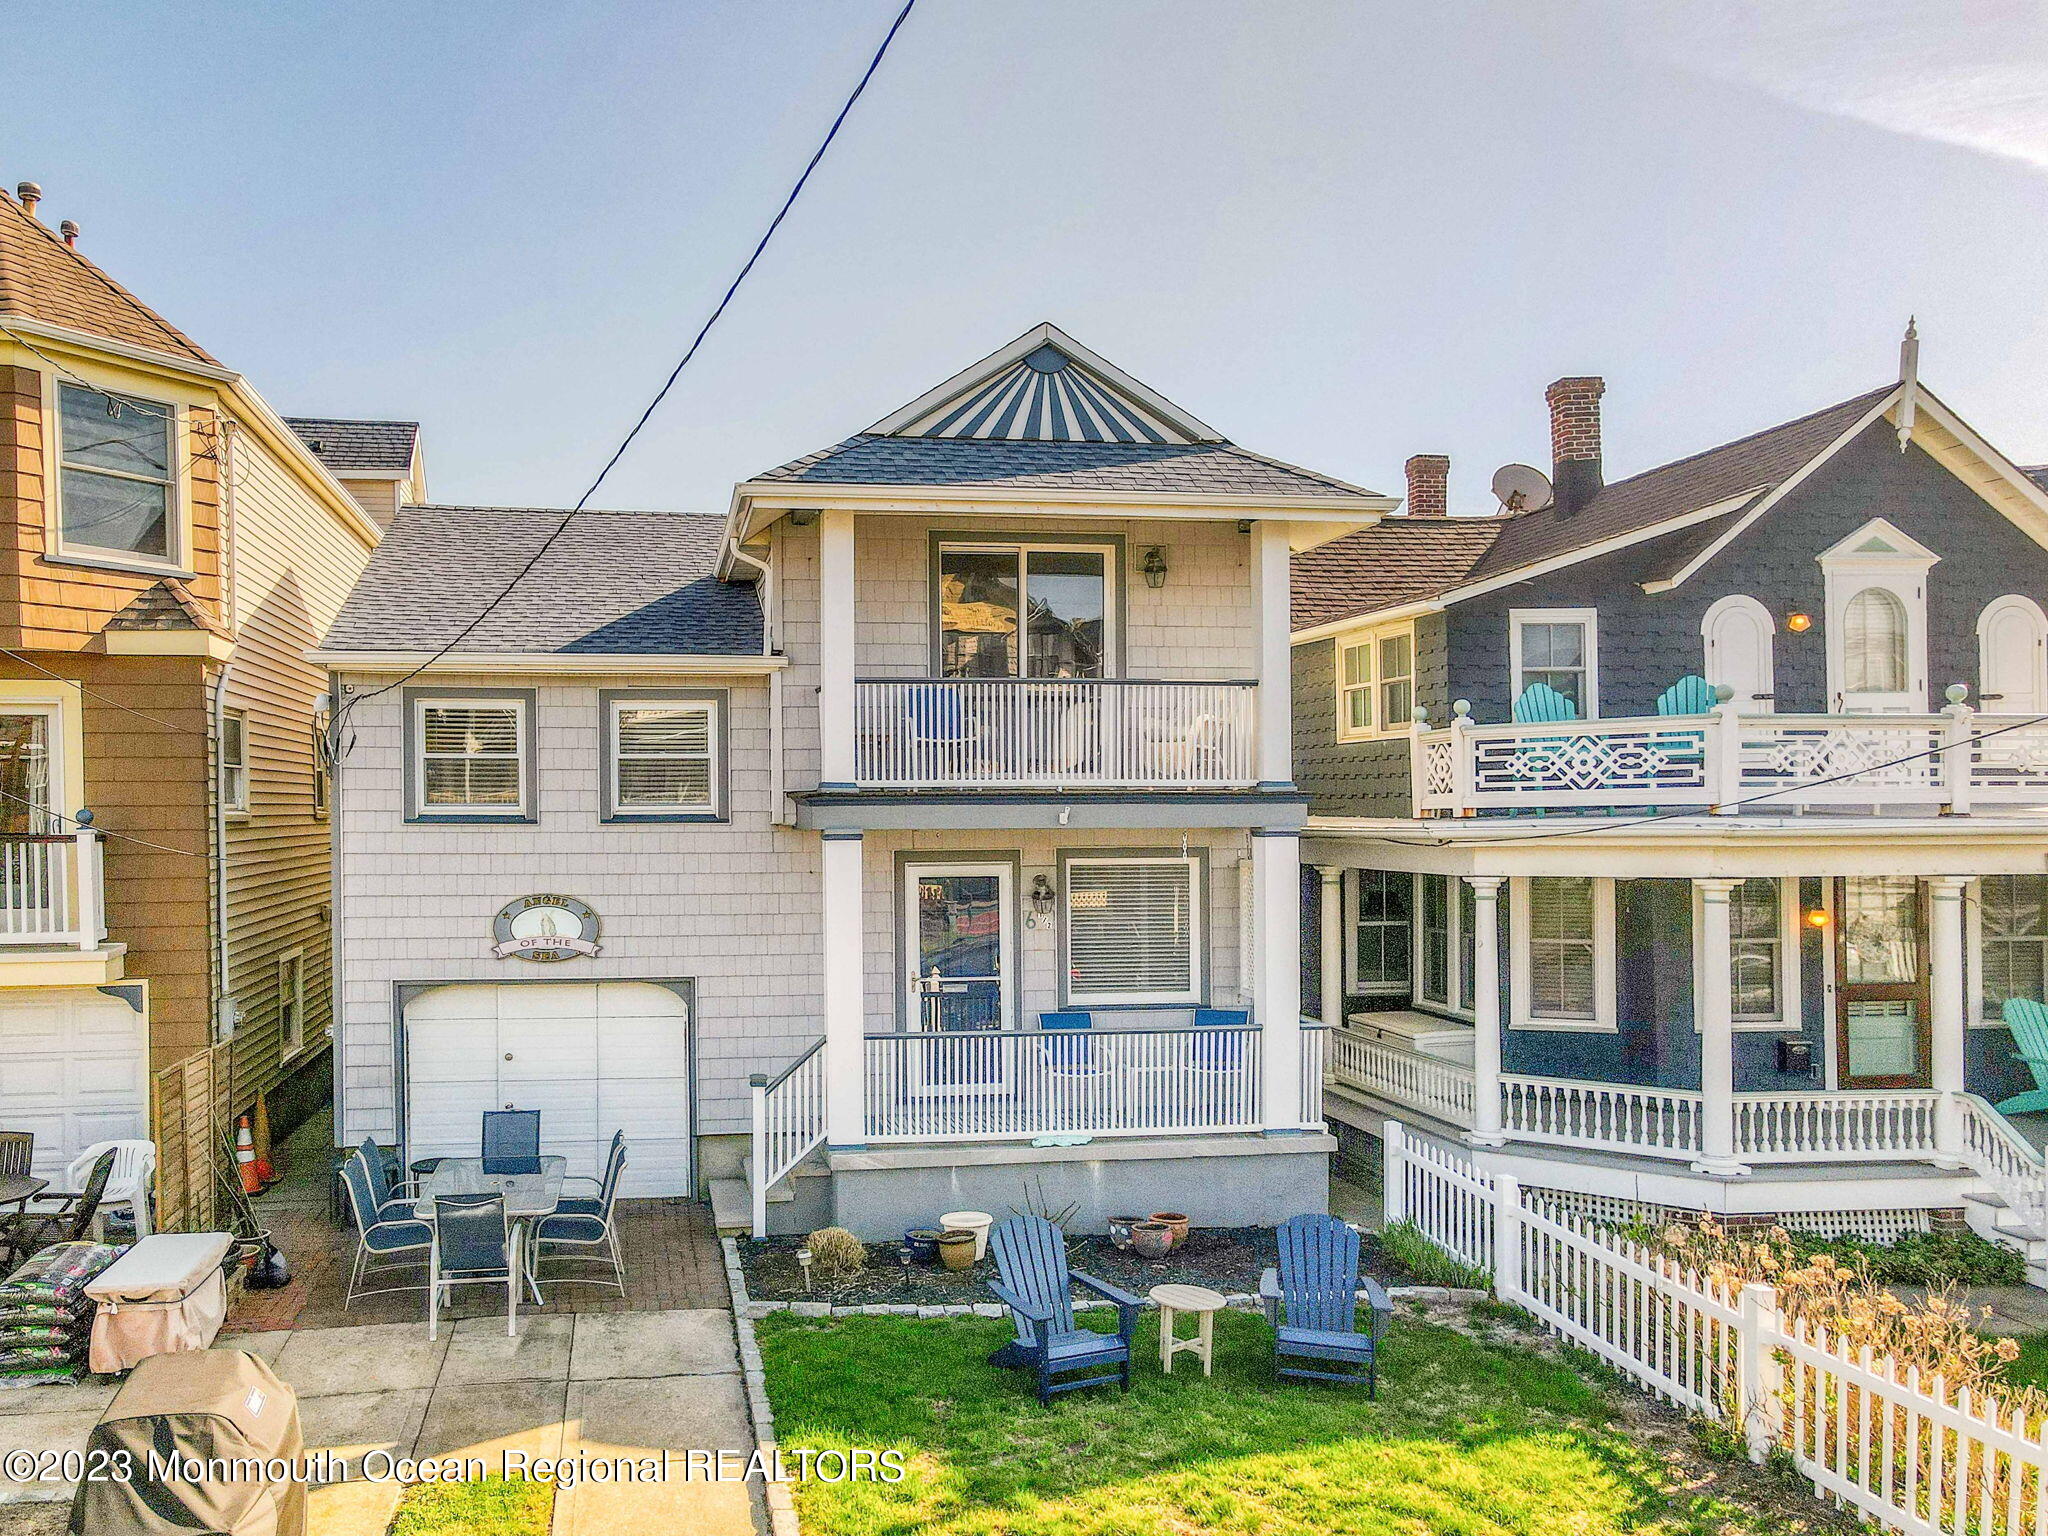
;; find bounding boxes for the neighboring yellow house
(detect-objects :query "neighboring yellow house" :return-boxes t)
[0,177,390,1201]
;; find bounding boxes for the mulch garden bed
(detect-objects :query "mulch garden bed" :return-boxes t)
[738,1224,1413,1305]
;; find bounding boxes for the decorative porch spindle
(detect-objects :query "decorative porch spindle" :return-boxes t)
[1465,877,1506,1147]
[1692,879,1748,1175]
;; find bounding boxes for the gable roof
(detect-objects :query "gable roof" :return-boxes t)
[320,506,762,656]
[106,578,230,637]
[283,417,419,475]
[0,186,215,365]
[2026,466,2048,494]
[1290,517,1506,630]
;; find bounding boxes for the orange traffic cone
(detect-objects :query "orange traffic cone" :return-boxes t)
[251,1095,276,1185]
[235,1115,262,1196]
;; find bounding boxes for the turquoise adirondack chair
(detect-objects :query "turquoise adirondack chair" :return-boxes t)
[1655,675,1718,716]
[1994,999,2048,1115]
[1511,682,1578,724]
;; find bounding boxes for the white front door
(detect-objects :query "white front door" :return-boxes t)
[0,990,147,1181]
[404,980,692,1197]
[1702,596,1776,712]
[1979,597,2048,716]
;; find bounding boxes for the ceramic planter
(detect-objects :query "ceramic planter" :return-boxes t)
[903,1229,942,1264]
[1149,1211,1190,1250]
[1131,1221,1174,1260]
[937,1229,977,1271]
[1106,1215,1142,1250]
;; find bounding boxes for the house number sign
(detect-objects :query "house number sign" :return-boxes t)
[491,894,602,963]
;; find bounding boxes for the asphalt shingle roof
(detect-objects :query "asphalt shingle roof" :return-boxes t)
[2024,466,2048,495]
[752,434,1380,500]
[283,417,419,474]
[0,187,215,364]
[1291,518,1506,630]
[321,506,763,656]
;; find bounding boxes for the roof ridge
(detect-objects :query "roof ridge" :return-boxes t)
[1592,382,1894,497]
[0,187,216,365]
[405,503,723,517]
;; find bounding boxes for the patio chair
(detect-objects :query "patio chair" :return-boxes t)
[1259,1213,1393,1391]
[557,1131,626,1214]
[1188,1011,1254,1121]
[985,1214,1141,1405]
[1995,998,2048,1115]
[530,1142,627,1298]
[429,1192,520,1339]
[354,1137,422,1220]
[905,685,976,777]
[481,1109,542,1176]
[1655,674,1718,716]
[1511,682,1578,724]
[23,1140,155,1239]
[0,1132,31,1214]
[0,1148,115,1271]
[339,1151,432,1307]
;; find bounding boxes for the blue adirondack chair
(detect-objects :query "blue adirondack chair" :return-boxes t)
[1655,675,1718,716]
[985,1215,1142,1405]
[1259,1213,1393,1391]
[1995,998,2048,1115]
[1511,682,1578,724]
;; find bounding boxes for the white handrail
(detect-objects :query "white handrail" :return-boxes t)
[0,830,99,947]
[853,678,1257,788]
[1325,1028,1475,1126]
[749,1040,827,1240]
[1732,1090,1940,1163]
[1501,1075,1704,1159]
[1299,1022,1327,1129]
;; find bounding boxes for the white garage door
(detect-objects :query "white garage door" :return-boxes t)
[0,989,148,1181]
[404,981,691,1198]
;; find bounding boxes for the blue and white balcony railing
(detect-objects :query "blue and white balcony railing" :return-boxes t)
[854,677,1257,789]
[1411,697,2048,817]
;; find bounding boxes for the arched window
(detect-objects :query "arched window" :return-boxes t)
[1843,587,1907,693]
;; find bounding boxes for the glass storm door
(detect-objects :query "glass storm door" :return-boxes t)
[904,863,1013,1095]
[0,714,53,835]
[1834,876,1930,1088]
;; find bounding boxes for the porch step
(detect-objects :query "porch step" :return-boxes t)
[709,1177,753,1237]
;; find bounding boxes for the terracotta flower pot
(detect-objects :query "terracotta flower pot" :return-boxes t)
[1149,1212,1190,1250]
[1106,1215,1142,1251]
[937,1230,977,1271]
[1131,1221,1174,1260]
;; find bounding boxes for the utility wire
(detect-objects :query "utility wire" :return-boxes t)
[334,0,919,733]
[1,649,199,735]
[0,783,204,858]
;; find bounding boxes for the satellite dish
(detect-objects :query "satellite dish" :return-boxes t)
[1491,463,1553,513]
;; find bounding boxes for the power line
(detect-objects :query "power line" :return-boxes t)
[1,649,201,735]
[334,0,919,733]
[0,784,204,859]
[1367,709,2048,849]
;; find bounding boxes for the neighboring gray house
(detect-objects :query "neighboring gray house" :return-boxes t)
[1294,349,2048,1275]
[314,323,1394,1236]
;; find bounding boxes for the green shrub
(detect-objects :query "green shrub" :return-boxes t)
[1779,1227,2026,1287]
[1378,1220,1492,1290]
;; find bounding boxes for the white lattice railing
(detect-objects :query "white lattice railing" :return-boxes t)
[1733,1090,1940,1163]
[0,830,102,948]
[1326,1027,1475,1126]
[1412,702,2044,815]
[854,678,1257,788]
[863,1025,1262,1142]
[748,1040,827,1239]
[1501,1075,1705,1159]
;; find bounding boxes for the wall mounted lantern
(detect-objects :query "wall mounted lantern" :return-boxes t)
[1141,547,1168,589]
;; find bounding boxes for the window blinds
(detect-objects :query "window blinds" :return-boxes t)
[1066,858,1198,1002]
[419,703,522,807]
[1528,876,1595,1017]
[614,704,714,809]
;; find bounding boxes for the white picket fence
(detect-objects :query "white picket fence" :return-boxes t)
[1385,1121,2048,1534]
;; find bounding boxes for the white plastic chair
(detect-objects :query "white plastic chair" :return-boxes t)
[36,1140,155,1239]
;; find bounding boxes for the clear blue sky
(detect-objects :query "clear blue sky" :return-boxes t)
[9,1,2046,512]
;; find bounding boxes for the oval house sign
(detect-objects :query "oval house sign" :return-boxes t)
[492,895,602,963]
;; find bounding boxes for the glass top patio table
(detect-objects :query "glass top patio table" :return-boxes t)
[411,1155,566,1219]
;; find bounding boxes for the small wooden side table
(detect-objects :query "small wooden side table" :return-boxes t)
[1150,1283,1226,1377]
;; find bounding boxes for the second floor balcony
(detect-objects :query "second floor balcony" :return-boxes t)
[1411,699,2048,817]
[853,677,1259,789]
[0,828,105,951]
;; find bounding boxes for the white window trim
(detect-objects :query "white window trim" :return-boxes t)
[1509,607,1600,718]
[45,375,192,577]
[1061,853,1204,1008]
[411,695,531,819]
[0,700,67,830]
[221,709,249,817]
[1691,877,1802,1032]
[1509,875,1617,1033]
[1817,517,1935,712]
[1410,873,1476,1020]
[1346,868,1412,998]
[1334,622,1418,741]
[1969,875,2048,1028]
[936,539,1119,679]
[312,706,331,819]
[1700,594,1777,712]
[605,696,721,819]
[277,947,309,1061]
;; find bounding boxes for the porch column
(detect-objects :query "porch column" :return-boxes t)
[1466,877,1506,1147]
[1254,829,1307,1131]
[822,829,866,1148]
[1930,875,1969,1167]
[1252,520,1294,788]
[818,508,856,789]
[1318,867,1344,1026]
[1692,878,1748,1175]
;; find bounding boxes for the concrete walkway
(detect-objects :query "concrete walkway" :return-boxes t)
[1890,1283,2048,1336]
[0,1309,765,1536]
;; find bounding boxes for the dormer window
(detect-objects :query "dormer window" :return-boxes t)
[56,383,178,566]
[1817,518,1935,713]
[935,539,1114,678]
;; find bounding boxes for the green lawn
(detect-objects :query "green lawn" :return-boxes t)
[386,1475,555,1536]
[757,1308,1795,1536]
[1998,1333,2048,1393]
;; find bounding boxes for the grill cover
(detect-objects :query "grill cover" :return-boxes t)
[69,1349,305,1536]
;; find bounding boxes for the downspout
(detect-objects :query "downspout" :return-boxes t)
[724,539,784,823]
[211,420,241,1046]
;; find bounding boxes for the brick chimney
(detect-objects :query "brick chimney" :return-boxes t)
[1545,375,1605,515]
[1403,453,1449,517]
